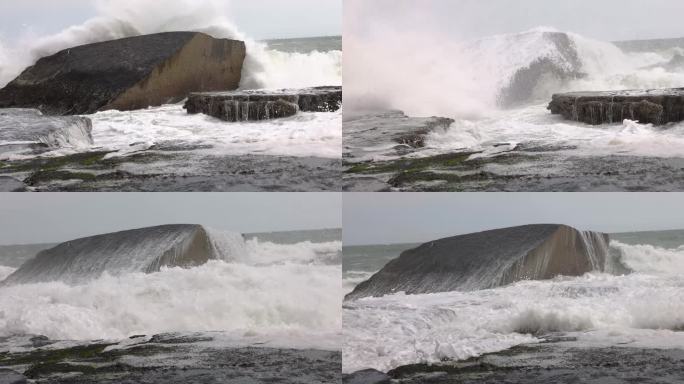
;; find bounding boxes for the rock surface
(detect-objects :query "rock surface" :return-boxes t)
[379,342,684,384]
[548,88,684,125]
[343,369,391,384]
[2,224,244,285]
[0,32,245,115]
[0,333,340,384]
[345,224,610,300]
[0,109,92,155]
[184,86,342,121]
[343,110,454,161]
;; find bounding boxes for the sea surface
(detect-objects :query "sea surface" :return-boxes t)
[343,229,684,373]
[344,28,684,192]
[0,228,342,382]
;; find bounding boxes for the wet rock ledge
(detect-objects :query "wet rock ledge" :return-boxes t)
[548,88,684,125]
[184,86,342,121]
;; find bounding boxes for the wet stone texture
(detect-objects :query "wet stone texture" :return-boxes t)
[185,86,342,122]
[0,150,341,192]
[548,88,684,125]
[359,342,684,384]
[0,334,341,384]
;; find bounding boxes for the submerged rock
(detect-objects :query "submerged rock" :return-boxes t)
[548,88,684,125]
[2,224,245,285]
[184,86,342,121]
[0,370,27,384]
[0,109,92,155]
[0,32,245,115]
[345,224,610,300]
[343,110,454,161]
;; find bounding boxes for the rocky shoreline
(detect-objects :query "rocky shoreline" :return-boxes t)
[0,150,341,192]
[344,338,684,383]
[0,333,341,384]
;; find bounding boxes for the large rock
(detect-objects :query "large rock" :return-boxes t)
[548,88,684,125]
[345,224,610,300]
[0,109,92,155]
[0,32,245,115]
[2,224,245,285]
[184,86,342,122]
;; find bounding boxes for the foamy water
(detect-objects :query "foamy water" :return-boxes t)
[347,27,684,163]
[0,237,342,350]
[89,105,342,159]
[0,0,342,162]
[343,240,684,373]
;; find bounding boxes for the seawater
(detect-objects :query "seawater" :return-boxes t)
[343,229,684,373]
[0,228,342,351]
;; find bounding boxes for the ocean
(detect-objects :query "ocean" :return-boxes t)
[343,229,684,374]
[0,3,342,192]
[343,28,684,192]
[0,228,342,382]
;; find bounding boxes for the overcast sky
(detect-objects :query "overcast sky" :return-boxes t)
[0,193,341,245]
[344,193,684,246]
[0,0,341,40]
[347,0,684,42]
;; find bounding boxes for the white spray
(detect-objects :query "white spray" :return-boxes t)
[0,0,341,89]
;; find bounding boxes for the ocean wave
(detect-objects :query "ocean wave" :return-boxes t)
[344,241,684,373]
[346,26,684,118]
[0,261,341,344]
[0,0,341,90]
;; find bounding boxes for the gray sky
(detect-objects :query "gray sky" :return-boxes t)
[344,193,684,246]
[347,0,684,42]
[0,0,341,40]
[0,193,341,245]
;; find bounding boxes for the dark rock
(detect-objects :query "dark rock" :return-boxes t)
[2,224,239,285]
[29,335,53,348]
[387,343,684,384]
[184,86,342,121]
[0,109,92,154]
[0,370,27,384]
[548,88,684,125]
[0,177,25,192]
[343,369,391,384]
[345,224,610,300]
[0,32,245,115]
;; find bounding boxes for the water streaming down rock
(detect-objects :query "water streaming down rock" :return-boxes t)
[548,88,684,125]
[0,108,92,155]
[345,224,610,301]
[1,224,246,285]
[184,86,342,122]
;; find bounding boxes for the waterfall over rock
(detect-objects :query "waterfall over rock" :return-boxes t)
[345,224,610,301]
[2,224,246,285]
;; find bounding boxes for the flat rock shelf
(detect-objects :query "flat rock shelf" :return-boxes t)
[184,86,342,122]
[548,88,684,125]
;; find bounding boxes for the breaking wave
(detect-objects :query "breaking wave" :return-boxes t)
[346,26,684,118]
[343,241,684,373]
[0,0,341,90]
[0,236,342,346]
